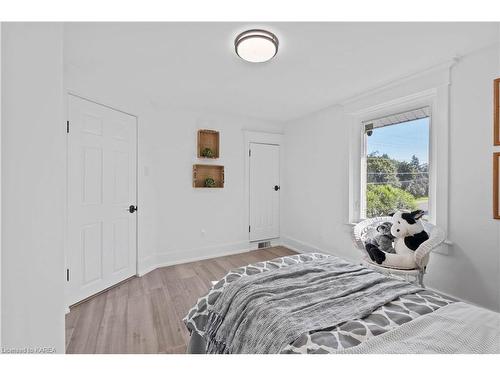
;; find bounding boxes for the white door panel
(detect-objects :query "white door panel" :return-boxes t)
[68,95,137,305]
[249,143,280,241]
[81,222,103,284]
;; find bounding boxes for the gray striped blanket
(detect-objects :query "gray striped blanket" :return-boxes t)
[204,256,422,354]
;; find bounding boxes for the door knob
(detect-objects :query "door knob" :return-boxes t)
[274,185,280,191]
[129,205,137,213]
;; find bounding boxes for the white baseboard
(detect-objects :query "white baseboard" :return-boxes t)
[137,239,283,277]
[137,254,158,277]
[280,235,327,255]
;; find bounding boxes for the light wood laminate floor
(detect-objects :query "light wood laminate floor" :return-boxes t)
[65,246,296,354]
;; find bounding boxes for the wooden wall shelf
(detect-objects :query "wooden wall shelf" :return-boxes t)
[197,129,220,159]
[193,164,224,188]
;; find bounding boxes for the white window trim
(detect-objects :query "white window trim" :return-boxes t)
[344,61,455,252]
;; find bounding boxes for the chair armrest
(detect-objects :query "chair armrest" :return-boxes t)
[414,225,446,268]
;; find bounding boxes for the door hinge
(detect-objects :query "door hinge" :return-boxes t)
[66,120,70,134]
[249,225,251,232]
[66,268,70,282]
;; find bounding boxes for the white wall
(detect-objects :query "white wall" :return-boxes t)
[0,22,3,348]
[426,45,500,310]
[64,61,283,278]
[142,108,283,270]
[283,43,500,312]
[1,23,65,351]
[282,105,354,260]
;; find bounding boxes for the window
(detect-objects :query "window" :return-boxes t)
[361,107,430,219]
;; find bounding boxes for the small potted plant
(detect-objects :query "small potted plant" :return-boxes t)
[204,177,216,188]
[201,147,214,158]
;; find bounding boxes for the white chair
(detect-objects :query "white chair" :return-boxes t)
[352,216,446,287]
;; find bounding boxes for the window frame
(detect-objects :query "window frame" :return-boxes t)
[344,63,454,253]
[360,109,433,220]
[347,88,444,227]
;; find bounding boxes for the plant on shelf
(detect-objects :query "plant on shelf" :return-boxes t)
[201,147,214,158]
[204,177,216,187]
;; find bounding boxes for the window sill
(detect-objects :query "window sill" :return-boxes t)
[344,222,359,227]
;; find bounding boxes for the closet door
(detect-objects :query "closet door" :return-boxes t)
[249,142,280,241]
[67,95,137,305]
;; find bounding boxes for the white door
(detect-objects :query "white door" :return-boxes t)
[249,143,280,241]
[67,95,137,305]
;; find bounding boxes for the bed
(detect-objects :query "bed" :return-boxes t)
[183,253,500,354]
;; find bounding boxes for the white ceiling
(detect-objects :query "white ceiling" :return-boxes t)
[64,22,499,122]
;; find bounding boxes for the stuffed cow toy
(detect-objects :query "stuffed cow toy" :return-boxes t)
[365,210,429,269]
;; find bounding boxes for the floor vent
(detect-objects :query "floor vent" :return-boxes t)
[258,241,271,249]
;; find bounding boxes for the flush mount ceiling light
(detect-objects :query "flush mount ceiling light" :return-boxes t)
[234,29,279,63]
